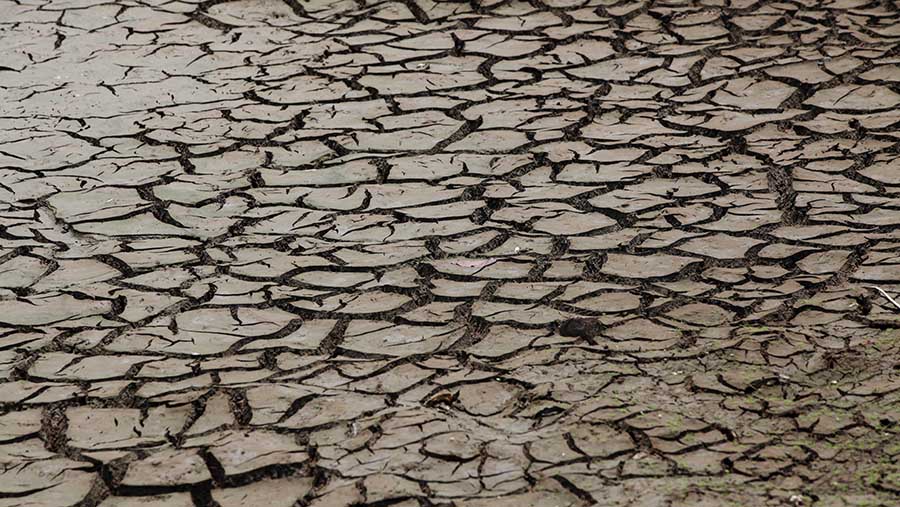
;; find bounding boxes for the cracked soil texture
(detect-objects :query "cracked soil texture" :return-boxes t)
[1,0,900,505]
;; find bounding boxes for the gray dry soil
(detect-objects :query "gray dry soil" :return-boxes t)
[1,0,900,506]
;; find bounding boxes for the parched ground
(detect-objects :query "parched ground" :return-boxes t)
[1,0,900,506]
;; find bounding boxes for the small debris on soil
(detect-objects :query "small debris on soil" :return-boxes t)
[868,286,900,312]
[558,318,601,338]
[424,391,459,407]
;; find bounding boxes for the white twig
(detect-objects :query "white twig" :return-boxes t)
[868,286,900,312]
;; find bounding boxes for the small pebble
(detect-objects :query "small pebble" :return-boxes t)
[558,318,601,338]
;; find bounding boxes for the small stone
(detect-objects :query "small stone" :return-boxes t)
[557,318,601,338]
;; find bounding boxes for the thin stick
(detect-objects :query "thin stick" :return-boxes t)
[868,286,900,312]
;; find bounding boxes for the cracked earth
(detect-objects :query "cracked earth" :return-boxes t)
[1,0,900,506]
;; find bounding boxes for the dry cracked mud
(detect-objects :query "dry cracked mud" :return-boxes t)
[1,0,900,505]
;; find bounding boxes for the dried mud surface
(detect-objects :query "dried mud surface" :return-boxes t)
[2,0,900,505]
